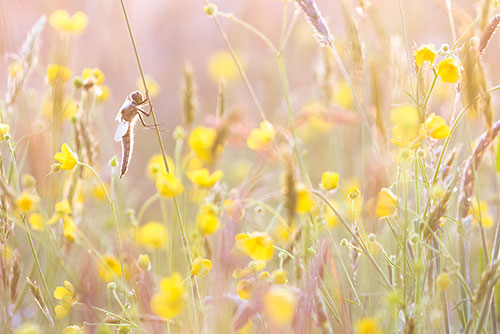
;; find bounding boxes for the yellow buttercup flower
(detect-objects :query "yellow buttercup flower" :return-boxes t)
[54,280,78,319]
[16,192,39,213]
[247,121,275,151]
[469,199,494,228]
[136,222,168,249]
[414,44,436,67]
[156,172,184,197]
[236,232,274,262]
[189,126,218,163]
[437,57,462,83]
[151,272,185,319]
[321,171,339,190]
[424,113,450,139]
[54,143,78,170]
[296,184,314,214]
[47,64,72,86]
[191,257,213,277]
[375,188,398,218]
[271,269,288,284]
[207,50,242,82]
[357,317,381,334]
[0,123,9,141]
[98,255,122,282]
[28,213,45,231]
[436,272,452,291]
[136,75,160,98]
[82,67,105,86]
[187,168,223,188]
[196,204,220,235]
[262,285,297,325]
[49,10,88,34]
[147,154,174,180]
[390,105,423,148]
[61,325,86,334]
[62,216,77,242]
[347,186,361,200]
[333,81,354,109]
[138,254,151,271]
[232,260,266,278]
[236,279,252,300]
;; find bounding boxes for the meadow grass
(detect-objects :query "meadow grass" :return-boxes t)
[2,0,500,333]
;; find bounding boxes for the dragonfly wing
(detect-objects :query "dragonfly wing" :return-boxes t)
[114,121,130,142]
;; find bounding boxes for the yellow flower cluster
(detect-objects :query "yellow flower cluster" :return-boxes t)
[49,10,88,34]
[16,192,39,213]
[47,64,72,86]
[196,204,220,235]
[236,232,274,261]
[54,280,78,319]
[48,200,77,241]
[136,222,168,249]
[247,121,275,151]
[156,172,183,197]
[321,171,339,190]
[191,257,212,277]
[375,188,397,218]
[54,143,79,170]
[189,126,218,163]
[187,168,223,188]
[262,285,297,326]
[98,255,122,282]
[151,273,185,319]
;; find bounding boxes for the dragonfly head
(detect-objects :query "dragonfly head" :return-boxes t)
[130,91,146,105]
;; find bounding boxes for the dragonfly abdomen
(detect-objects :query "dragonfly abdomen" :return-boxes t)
[120,130,133,178]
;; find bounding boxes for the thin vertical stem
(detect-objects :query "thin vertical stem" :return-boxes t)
[119,1,201,329]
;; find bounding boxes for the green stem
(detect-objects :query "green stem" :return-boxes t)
[119,2,202,329]
[78,162,124,284]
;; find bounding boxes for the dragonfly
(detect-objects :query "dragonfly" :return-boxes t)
[114,90,152,178]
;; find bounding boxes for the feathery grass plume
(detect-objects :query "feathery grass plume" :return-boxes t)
[27,277,55,328]
[77,118,98,166]
[9,249,20,302]
[295,0,334,47]
[341,0,364,78]
[181,62,197,127]
[459,119,500,219]
[5,16,46,110]
[480,14,500,55]
[463,260,500,333]
[217,80,226,118]
[293,241,329,333]
[462,40,492,127]
[440,146,460,181]
[370,60,386,144]
[423,172,458,240]
[0,173,16,209]
[211,110,241,163]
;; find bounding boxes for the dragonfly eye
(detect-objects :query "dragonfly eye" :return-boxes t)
[130,91,145,104]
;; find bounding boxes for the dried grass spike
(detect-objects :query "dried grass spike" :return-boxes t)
[459,119,500,218]
[182,62,197,127]
[480,14,500,55]
[10,249,21,301]
[295,0,333,47]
